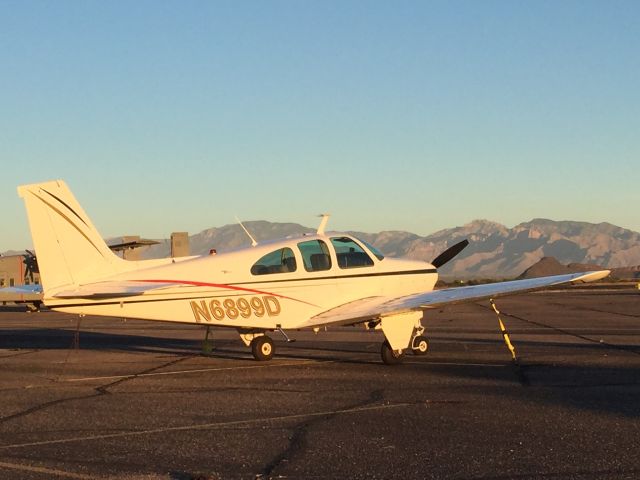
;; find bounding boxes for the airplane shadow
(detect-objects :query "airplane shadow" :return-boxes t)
[432,334,640,354]
[0,328,203,355]
[2,327,639,419]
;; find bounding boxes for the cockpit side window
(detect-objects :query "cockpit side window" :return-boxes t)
[251,247,297,275]
[297,240,332,272]
[330,237,374,269]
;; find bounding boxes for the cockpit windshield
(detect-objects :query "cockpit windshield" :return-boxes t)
[357,238,385,261]
[330,237,374,269]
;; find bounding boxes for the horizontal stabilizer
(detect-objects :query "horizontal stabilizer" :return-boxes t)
[53,281,179,299]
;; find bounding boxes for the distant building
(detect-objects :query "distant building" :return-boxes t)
[171,232,190,257]
[108,236,160,261]
[1,233,190,286]
[0,253,40,288]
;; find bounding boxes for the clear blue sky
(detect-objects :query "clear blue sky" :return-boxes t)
[1,1,638,251]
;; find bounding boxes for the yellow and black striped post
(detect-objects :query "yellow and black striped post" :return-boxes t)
[490,299,517,362]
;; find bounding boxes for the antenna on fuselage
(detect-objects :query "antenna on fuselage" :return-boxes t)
[317,213,330,235]
[235,216,258,247]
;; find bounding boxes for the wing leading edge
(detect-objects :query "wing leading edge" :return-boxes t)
[305,270,610,328]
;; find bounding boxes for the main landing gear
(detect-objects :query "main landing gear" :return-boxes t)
[377,313,430,365]
[381,340,404,365]
[380,334,430,365]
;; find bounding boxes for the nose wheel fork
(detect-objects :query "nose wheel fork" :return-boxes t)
[411,335,429,355]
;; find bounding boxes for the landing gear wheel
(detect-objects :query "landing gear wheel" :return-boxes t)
[412,335,429,356]
[381,340,405,365]
[251,336,274,361]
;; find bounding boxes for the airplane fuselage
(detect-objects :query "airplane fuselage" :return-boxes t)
[45,233,438,330]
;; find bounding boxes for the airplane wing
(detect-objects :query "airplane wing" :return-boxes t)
[0,285,43,294]
[304,270,610,328]
[0,284,43,303]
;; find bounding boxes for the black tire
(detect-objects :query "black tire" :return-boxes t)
[251,336,274,361]
[381,340,404,365]
[412,335,429,356]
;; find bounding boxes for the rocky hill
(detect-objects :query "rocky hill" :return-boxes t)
[388,219,640,279]
[517,257,603,279]
[518,257,640,280]
[134,218,640,280]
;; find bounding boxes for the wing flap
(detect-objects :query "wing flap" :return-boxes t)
[304,270,610,328]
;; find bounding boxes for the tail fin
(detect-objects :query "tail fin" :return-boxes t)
[18,180,128,292]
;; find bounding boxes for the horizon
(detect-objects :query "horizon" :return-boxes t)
[2,1,639,251]
[2,215,636,255]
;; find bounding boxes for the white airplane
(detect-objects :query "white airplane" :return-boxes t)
[16,180,610,364]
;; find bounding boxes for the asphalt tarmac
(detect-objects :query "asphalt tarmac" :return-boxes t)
[0,286,639,479]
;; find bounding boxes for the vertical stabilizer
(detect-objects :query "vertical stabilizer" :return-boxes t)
[18,180,127,292]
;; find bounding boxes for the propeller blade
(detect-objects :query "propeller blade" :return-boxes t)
[432,239,469,269]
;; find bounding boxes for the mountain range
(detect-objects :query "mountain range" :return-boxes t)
[131,218,640,279]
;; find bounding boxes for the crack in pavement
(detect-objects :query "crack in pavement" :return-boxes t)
[0,355,193,424]
[476,303,640,357]
[0,401,427,450]
[94,355,191,394]
[476,466,640,480]
[471,300,640,388]
[0,459,94,479]
[257,389,386,479]
[0,350,39,360]
[546,301,640,319]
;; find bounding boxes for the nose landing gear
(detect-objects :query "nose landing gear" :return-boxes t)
[378,314,430,365]
[411,335,429,355]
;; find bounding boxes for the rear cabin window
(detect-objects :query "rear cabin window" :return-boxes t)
[251,248,297,275]
[331,237,374,269]
[297,240,332,272]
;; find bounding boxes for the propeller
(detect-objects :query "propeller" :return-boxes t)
[431,239,469,269]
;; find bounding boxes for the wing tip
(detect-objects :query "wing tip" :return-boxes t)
[571,270,611,283]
